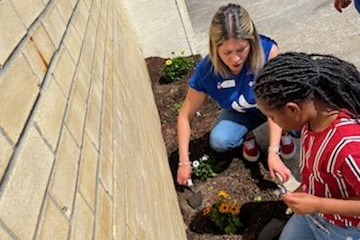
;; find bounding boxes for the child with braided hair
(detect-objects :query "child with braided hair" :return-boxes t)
[254,52,360,240]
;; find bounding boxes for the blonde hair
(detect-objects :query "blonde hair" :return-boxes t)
[209,4,264,77]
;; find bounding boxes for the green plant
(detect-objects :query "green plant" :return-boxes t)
[172,101,183,114]
[160,51,195,84]
[202,190,243,234]
[192,154,217,181]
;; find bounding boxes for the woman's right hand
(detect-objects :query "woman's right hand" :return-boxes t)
[177,88,206,186]
[177,165,192,186]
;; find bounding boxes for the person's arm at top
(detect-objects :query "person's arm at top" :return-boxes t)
[177,88,206,185]
[334,0,352,12]
[265,44,292,181]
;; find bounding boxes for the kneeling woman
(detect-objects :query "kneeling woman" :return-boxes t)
[177,3,295,186]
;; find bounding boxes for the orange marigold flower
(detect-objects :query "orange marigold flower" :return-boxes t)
[218,203,230,213]
[202,206,212,216]
[218,190,229,198]
[230,204,240,215]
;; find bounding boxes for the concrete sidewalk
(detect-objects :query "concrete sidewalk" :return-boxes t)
[185,0,360,68]
[185,0,360,179]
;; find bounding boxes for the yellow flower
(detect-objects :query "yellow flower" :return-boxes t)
[202,206,212,216]
[218,203,230,213]
[165,59,173,66]
[181,50,185,55]
[218,190,229,198]
[229,204,240,215]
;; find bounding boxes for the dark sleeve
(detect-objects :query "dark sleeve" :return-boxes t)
[188,57,209,93]
[259,35,277,61]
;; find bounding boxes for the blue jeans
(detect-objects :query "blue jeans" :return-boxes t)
[280,214,360,240]
[209,109,267,152]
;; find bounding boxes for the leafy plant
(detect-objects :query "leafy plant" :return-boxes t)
[160,51,195,84]
[192,154,217,181]
[202,190,243,234]
[172,101,183,114]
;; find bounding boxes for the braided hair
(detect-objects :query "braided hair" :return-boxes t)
[254,52,360,118]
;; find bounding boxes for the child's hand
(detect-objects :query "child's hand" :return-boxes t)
[282,192,320,214]
[267,153,291,182]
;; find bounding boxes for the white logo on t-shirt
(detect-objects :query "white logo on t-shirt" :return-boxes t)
[231,94,257,112]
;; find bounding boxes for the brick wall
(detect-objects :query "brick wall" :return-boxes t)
[0,0,186,239]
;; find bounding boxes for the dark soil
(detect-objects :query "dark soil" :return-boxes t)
[146,56,290,240]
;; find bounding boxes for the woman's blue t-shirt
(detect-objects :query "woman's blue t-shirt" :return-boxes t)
[189,35,276,113]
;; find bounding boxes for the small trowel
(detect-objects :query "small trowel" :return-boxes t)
[186,179,203,210]
[275,172,301,194]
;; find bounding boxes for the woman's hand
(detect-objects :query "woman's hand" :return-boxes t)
[267,152,291,182]
[177,88,205,186]
[177,165,192,186]
[282,192,320,214]
[266,117,291,181]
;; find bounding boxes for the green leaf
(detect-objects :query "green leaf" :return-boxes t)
[224,224,237,234]
[232,217,242,227]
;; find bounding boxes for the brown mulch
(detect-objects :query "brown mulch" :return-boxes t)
[146,56,289,240]
[146,56,218,154]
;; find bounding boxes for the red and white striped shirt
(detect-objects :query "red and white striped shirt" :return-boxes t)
[300,111,360,227]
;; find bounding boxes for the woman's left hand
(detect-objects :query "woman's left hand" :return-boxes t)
[282,192,320,214]
[267,152,291,182]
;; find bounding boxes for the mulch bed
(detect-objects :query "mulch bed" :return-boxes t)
[146,56,290,240]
